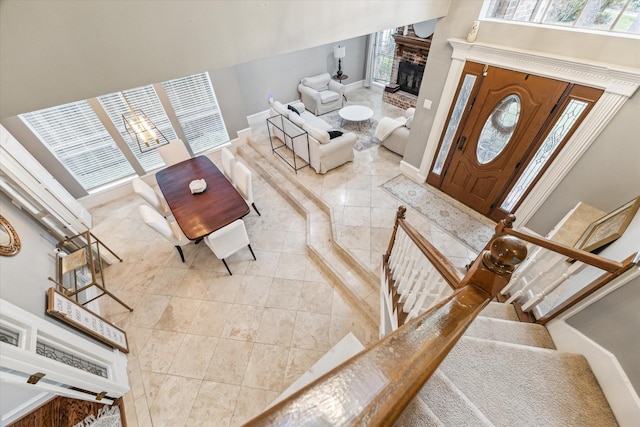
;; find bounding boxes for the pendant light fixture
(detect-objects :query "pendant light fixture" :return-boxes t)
[121,92,169,153]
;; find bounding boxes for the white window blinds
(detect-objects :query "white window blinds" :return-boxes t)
[98,86,177,172]
[20,101,135,191]
[162,73,229,154]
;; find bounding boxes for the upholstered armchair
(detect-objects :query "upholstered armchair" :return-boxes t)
[375,107,415,156]
[298,73,345,115]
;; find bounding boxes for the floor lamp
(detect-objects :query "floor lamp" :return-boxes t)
[334,46,346,77]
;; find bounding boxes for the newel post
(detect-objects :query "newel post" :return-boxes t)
[460,234,528,298]
[384,205,407,261]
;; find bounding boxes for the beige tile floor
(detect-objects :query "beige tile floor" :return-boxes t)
[93,86,482,426]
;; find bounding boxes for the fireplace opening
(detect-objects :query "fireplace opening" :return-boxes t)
[397,61,425,96]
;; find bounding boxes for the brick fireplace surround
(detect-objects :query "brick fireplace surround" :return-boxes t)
[383,28,431,110]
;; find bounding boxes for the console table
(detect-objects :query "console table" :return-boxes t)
[266,114,311,173]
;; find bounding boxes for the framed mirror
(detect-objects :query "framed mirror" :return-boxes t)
[0,215,21,256]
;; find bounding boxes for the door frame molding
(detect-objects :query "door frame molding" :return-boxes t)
[418,38,640,227]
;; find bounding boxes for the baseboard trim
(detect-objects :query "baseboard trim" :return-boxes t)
[399,160,426,183]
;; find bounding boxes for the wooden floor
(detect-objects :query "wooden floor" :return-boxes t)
[9,396,126,427]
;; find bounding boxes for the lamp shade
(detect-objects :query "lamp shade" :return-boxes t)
[333,46,346,59]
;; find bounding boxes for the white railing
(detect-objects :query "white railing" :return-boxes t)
[501,246,587,316]
[380,208,461,336]
[495,215,637,324]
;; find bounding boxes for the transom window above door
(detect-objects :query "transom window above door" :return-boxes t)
[483,0,640,35]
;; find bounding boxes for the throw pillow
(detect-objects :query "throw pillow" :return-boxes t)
[328,130,343,139]
[287,105,301,115]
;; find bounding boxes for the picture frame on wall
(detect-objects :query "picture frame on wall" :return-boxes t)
[573,196,640,254]
[46,287,129,353]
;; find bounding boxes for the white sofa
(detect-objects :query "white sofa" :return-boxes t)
[297,73,345,115]
[374,107,415,156]
[269,100,356,174]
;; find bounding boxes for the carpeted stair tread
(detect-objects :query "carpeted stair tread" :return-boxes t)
[439,336,618,426]
[480,301,520,321]
[414,370,494,426]
[465,316,556,349]
[393,395,445,427]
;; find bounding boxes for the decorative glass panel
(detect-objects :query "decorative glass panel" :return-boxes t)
[36,340,108,378]
[0,325,19,347]
[477,94,521,164]
[433,74,477,174]
[501,99,589,211]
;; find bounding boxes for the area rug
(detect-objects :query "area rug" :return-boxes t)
[73,405,122,427]
[380,174,495,253]
[321,110,380,151]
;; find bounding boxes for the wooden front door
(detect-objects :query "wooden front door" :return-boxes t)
[438,66,569,216]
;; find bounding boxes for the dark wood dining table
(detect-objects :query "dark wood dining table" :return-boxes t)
[155,155,249,240]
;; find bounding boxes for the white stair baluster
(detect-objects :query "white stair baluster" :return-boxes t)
[395,245,419,294]
[506,251,566,304]
[400,258,429,305]
[521,262,586,311]
[390,229,410,276]
[501,244,541,295]
[406,268,442,321]
[398,250,424,298]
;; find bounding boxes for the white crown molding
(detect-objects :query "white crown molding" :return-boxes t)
[448,38,640,96]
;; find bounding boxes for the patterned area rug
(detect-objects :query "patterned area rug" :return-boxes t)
[380,174,496,253]
[73,405,122,427]
[321,110,380,151]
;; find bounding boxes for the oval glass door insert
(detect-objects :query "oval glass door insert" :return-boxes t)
[477,94,521,164]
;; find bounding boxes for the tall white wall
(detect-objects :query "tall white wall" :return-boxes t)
[0,196,58,316]
[0,0,450,118]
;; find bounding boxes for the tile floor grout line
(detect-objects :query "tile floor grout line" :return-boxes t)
[237,142,379,325]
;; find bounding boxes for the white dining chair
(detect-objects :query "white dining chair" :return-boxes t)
[204,219,256,275]
[138,205,191,262]
[221,147,236,185]
[234,161,261,216]
[158,139,191,167]
[131,177,170,217]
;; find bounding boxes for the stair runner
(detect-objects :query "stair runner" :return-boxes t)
[236,141,617,426]
[394,301,617,426]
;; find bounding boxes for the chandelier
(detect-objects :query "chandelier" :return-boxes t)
[121,92,169,153]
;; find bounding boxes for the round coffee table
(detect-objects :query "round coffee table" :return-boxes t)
[338,105,374,131]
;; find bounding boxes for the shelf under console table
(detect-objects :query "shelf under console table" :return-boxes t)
[266,114,310,173]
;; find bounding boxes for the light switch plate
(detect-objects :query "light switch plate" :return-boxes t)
[423,99,432,109]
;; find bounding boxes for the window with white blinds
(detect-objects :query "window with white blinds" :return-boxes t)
[19,72,228,194]
[98,86,178,172]
[20,101,135,191]
[162,73,229,154]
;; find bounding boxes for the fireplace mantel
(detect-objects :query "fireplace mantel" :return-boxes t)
[393,34,431,54]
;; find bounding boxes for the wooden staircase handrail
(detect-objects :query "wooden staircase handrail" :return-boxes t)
[245,234,528,426]
[497,214,631,273]
[384,206,463,289]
